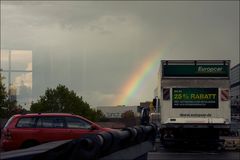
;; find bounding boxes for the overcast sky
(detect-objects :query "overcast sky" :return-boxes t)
[1,1,239,107]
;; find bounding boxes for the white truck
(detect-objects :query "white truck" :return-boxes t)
[158,60,231,147]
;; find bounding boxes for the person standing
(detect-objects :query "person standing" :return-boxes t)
[140,107,150,125]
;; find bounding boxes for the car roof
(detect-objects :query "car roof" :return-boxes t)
[13,113,97,123]
[14,113,80,117]
[8,113,102,128]
[12,113,94,123]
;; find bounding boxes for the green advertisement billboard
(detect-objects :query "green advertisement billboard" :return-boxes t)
[163,65,229,77]
[172,88,218,108]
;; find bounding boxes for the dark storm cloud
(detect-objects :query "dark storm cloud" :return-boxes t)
[1,1,239,106]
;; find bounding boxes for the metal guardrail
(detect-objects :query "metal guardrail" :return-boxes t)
[1,124,157,160]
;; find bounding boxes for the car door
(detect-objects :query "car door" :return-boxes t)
[65,116,97,139]
[13,117,39,148]
[36,116,71,143]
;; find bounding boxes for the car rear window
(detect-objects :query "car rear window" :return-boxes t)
[4,116,14,128]
[16,117,37,128]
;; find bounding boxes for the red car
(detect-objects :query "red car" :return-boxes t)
[0,113,110,151]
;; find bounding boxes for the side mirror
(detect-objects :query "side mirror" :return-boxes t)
[90,124,98,130]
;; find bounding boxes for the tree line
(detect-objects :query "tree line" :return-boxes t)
[0,74,105,121]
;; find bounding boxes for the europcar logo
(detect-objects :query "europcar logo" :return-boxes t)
[197,66,223,73]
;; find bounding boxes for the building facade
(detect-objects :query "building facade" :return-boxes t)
[97,106,139,118]
[9,84,17,102]
[230,63,240,117]
[0,50,32,109]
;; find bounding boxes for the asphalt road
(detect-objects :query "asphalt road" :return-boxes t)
[148,149,240,160]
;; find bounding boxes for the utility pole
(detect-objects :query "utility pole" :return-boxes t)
[155,96,159,113]
[8,50,11,99]
[0,50,1,72]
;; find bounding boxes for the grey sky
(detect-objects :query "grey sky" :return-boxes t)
[1,1,239,107]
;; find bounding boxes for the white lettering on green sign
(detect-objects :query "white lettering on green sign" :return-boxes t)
[190,93,217,100]
[197,66,223,73]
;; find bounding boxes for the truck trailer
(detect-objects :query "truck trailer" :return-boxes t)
[159,60,231,148]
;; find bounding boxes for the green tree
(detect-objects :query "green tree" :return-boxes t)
[30,84,103,121]
[121,110,136,127]
[0,74,8,117]
[5,102,28,117]
[91,109,107,122]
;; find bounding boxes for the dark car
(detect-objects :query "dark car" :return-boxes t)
[0,113,111,151]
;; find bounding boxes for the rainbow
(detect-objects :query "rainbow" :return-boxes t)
[114,51,161,106]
